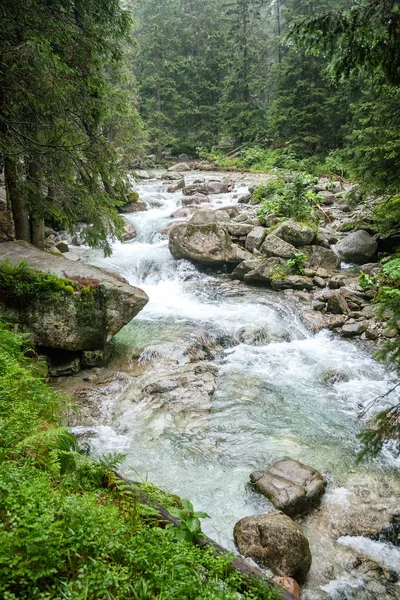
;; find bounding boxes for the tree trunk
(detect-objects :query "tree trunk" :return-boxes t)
[4,156,30,242]
[30,215,45,249]
[28,160,45,249]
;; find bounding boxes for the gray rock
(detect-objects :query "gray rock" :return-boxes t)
[161,172,182,181]
[0,241,148,352]
[231,258,269,280]
[49,356,81,377]
[301,245,341,270]
[271,276,314,292]
[227,223,254,237]
[325,291,350,314]
[170,207,196,219]
[167,179,185,192]
[190,208,217,225]
[215,210,231,223]
[168,221,248,265]
[238,193,252,204]
[274,220,316,247]
[260,234,297,259]
[341,321,368,337]
[250,458,326,517]
[335,230,378,264]
[120,201,148,213]
[168,162,191,172]
[302,310,328,332]
[233,510,312,582]
[207,179,234,194]
[182,194,209,207]
[319,191,336,205]
[55,240,69,253]
[81,348,111,368]
[245,226,267,253]
[121,217,137,242]
[135,169,151,179]
[244,258,289,284]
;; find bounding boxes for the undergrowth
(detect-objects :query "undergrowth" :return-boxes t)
[256,172,322,223]
[0,318,281,600]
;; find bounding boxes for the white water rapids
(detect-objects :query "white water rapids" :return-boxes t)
[69,172,400,599]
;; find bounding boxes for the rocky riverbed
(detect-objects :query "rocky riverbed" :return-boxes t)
[54,166,400,599]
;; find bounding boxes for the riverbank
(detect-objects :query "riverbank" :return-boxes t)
[53,168,400,599]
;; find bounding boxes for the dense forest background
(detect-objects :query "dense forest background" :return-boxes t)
[2,0,399,250]
[132,0,400,193]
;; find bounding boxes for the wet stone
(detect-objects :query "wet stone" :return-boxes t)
[250,457,326,517]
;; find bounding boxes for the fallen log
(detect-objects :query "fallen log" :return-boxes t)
[108,472,298,600]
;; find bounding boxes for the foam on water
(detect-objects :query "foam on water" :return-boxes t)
[71,171,400,599]
[338,536,400,574]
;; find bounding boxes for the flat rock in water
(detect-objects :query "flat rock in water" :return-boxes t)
[250,457,326,517]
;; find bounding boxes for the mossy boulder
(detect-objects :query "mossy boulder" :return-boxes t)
[0,242,148,352]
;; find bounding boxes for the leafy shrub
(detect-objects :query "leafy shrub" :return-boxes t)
[251,179,286,204]
[237,147,299,172]
[257,172,322,223]
[167,498,210,542]
[357,256,400,459]
[374,195,400,233]
[287,253,308,275]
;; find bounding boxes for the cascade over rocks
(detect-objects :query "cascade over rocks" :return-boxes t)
[233,510,312,582]
[250,457,326,517]
[0,241,149,353]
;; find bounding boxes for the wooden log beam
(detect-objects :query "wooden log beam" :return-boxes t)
[108,472,297,600]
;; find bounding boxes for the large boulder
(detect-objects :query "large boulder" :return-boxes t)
[301,245,340,270]
[168,213,250,265]
[245,226,267,252]
[250,458,326,517]
[260,234,297,259]
[0,241,149,352]
[274,220,316,247]
[234,510,312,582]
[335,230,378,264]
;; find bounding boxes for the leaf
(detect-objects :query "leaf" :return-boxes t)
[185,516,200,534]
[193,511,210,519]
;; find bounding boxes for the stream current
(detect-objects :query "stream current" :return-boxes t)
[70,171,400,599]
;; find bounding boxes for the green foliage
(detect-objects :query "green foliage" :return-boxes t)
[287,253,308,275]
[251,179,286,204]
[257,172,321,223]
[357,257,400,458]
[0,260,76,309]
[374,195,400,233]
[167,498,210,543]
[1,0,143,254]
[291,0,400,86]
[0,319,281,599]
